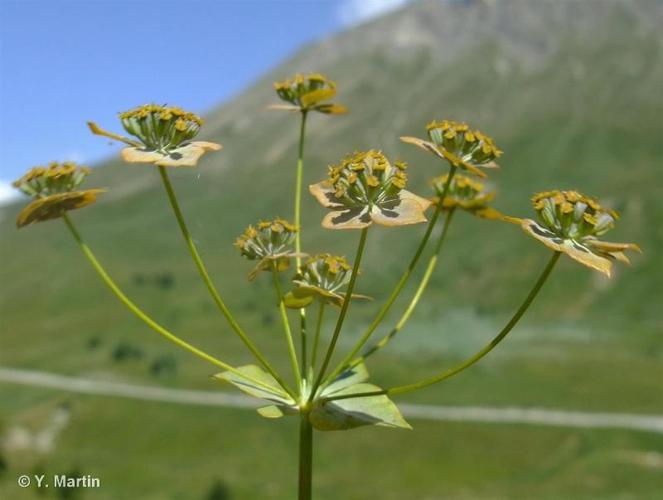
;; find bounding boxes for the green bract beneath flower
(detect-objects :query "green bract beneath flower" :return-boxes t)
[235,218,302,280]
[401,120,501,178]
[430,174,503,220]
[269,73,347,114]
[12,162,104,228]
[284,254,371,308]
[87,104,222,167]
[515,190,641,277]
[309,150,431,230]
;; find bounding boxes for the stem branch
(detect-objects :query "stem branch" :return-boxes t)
[62,214,278,393]
[271,267,302,388]
[309,228,369,400]
[357,207,456,365]
[295,111,309,380]
[324,251,561,402]
[157,166,294,397]
[310,302,326,371]
[324,166,457,384]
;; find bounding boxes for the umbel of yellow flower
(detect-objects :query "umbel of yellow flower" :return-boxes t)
[235,218,303,281]
[401,120,501,177]
[283,254,371,309]
[12,162,105,228]
[309,150,431,230]
[87,104,222,167]
[513,190,641,277]
[430,173,504,220]
[268,73,347,114]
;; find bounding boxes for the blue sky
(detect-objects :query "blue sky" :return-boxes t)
[0,0,411,202]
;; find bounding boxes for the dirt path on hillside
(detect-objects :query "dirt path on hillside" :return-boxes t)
[2,367,662,434]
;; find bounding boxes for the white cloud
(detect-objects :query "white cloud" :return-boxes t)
[0,180,22,207]
[338,0,412,26]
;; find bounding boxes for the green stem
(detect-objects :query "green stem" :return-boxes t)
[323,166,458,385]
[357,207,457,365]
[157,166,294,398]
[61,214,279,394]
[271,266,302,388]
[298,412,313,500]
[295,111,309,380]
[309,228,369,400]
[324,251,561,402]
[310,302,326,371]
[294,111,308,267]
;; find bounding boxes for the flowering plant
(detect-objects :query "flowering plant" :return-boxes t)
[13,75,639,499]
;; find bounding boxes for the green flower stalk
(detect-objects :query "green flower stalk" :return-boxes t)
[270,73,348,394]
[329,121,501,382]
[88,104,294,397]
[354,173,506,365]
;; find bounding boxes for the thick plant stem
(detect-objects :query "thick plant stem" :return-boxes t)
[324,251,561,402]
[357,208,457,365]
[324,166,457,385]
[309,228,369,400]
[310,302,326,371]
[298,412,313,500]
[294,111,309,379]
[271,267,302,388]
[61,214,278,393]
[157,166,294,397]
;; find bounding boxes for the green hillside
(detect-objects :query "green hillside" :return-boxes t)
[1,1,662,498]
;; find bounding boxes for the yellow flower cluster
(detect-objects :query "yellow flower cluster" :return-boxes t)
[12,162,104,228]
[119,104,203,126]
[327,150,408,203]
[13,161,91,197]
[532,190,618,238]
[271,73,345,114]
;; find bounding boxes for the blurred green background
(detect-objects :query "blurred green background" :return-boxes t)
[1,0,662,498]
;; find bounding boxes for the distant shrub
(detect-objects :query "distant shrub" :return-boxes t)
[111,342,144,362]
[206,479,231,500]
[156,273,174,289]
[86,335,102,351]
[150,354,177,376]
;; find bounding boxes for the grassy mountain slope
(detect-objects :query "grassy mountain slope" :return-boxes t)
[1,1,662,497]
[2,0,661,345]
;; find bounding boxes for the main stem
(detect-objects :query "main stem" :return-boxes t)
[324,166,457,385]
[324,251,561,402]
[309,228,369,400]
[157,166,294,398]
[295,111,309,379]
[61,214,278,393]
[298,412,313,500]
